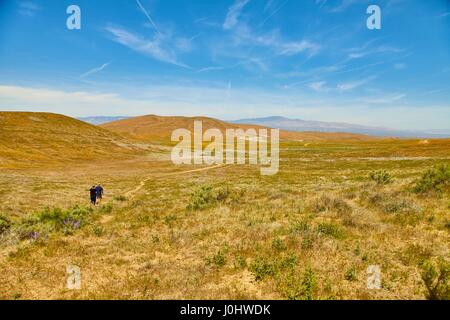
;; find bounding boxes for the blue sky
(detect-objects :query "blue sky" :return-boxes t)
[0,0,449,130]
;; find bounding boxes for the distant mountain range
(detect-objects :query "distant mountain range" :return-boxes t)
[79,115,450,138]
[78,116,130,125]
[232,116,450,138]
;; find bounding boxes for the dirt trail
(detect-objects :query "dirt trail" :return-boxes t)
[124,164,226,198]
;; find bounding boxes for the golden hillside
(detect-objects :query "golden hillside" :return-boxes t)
[101,114,379,142]
[0,112,147,168]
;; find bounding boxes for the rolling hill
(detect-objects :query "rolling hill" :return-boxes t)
[100,114,379,142]
[0,112,148,168]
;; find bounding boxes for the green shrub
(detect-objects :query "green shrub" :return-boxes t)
[250,255,298,281]
[290,221,309,234]
[250,257,278,281]
[187,185,216,210]
[187,185,236,210]
[414,164,450,193]
[92,225,105,237]
[283,267,317,300]
[206,249,227,268]
[16,205,93,239]
[369,170,393,185]
[420,259,449,300]
[317,222,344,239]
[272,238,287,251]
[345,267,357,281]
[0,214,11,235]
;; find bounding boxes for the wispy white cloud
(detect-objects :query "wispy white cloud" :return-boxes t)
[278,40,321,57]
[358,93,406,104]
[105,26,189,68]
[259,0,289,28]
[337,76,375,91]
[224,0,251,30]
[80,63,111,78]
[348,45,404,60]
[18,1,40,17]
[135,0,160,35]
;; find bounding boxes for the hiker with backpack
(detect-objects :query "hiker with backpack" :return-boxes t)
[89,186,97,205]
[95,184,104,205]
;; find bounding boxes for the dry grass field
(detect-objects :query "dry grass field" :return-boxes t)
[0,112,449,300]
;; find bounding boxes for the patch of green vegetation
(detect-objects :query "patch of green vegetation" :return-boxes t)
[0,213,11,234]
[14,205,93,240]
[206,249,227,268]
[250,254,298,281]
[187,185,241,211]
[317,222,344,239]
[250,257,278,281]
[282,267,318,300]
[345,267,357,281]
[414,164,450,193]
[369,170,393,185]
[92,225,105,237]
[420,259,450,300]
[290,220,309,234]
[272,238,287,251]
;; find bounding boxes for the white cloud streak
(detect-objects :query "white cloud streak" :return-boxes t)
[337,76,376,91]
[135,0,160,35]
[80,63,111,78]
[224,0,251,30]
[105,26,189,68]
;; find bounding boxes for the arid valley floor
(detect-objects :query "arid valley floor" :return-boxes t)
[0,112,449,300]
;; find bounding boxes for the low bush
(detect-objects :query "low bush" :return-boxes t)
[16,205,93,239]
[206,249,227,268]
[414,164,450,193]
[187,185,240,210]
[0,213,11,235]
[317,222,344,239]
[250,254,298,281]
[345,267,357,281]
[282,267,317,300]
[420,259,449,300]
[272,238,287,251]
[369,170,393,185]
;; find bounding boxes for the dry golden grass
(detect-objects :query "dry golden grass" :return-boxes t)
[0,112,449,300]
